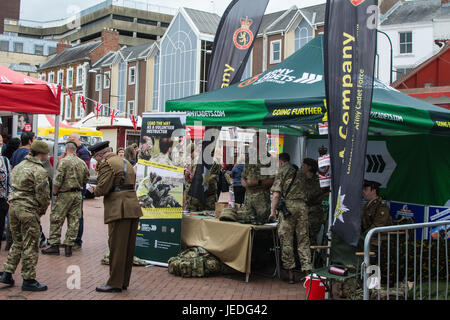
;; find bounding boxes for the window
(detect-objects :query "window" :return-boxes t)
[104,71,110,89]
[13,42,23,53]
[399,32,412,54]
[40,73,46,81]
[102,103,110,117]
[76,65,84,86]
[95,74,101,91]
[161,22,170,28]
[0,40,9,51]
[57,70,64,85]
[127,100,135,116]
[128,66,136,85]
[34,45,44,55]
[395,67,413,80]
[75,93,83,119]
[48,47,57,55]
[65,95,72,120]
[270,40,282,64]
[137,18,157,26]
[112,14,134,22]
[66,68,73,88]
[48,72,55,84]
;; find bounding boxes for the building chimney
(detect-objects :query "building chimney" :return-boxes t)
[56,39,72,54]
[101,28,120,52]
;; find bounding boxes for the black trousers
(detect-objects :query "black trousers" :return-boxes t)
[0,198,9,245]
[233,186,246,204]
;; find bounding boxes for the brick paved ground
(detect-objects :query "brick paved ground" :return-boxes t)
[0,197,308,300]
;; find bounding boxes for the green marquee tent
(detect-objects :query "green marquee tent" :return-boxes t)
[166,35,450,137]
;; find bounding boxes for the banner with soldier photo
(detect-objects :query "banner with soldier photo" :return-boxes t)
[134,112,186,266]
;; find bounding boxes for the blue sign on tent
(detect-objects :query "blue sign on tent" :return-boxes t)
[428,206,450,240]
[389,201,427,239]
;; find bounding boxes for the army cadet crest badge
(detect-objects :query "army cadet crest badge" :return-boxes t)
[333,187,349,224]
[233,17,254,50]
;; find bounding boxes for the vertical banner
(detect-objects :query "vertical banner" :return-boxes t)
[324,0,378,246]
[134,112,186,266]
[206,0,269,92]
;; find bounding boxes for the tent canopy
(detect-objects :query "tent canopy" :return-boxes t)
[0,65,61,115]
[166,35,450,137]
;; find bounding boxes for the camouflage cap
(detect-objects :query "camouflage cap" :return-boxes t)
[219,207,237,222]
[30,140,50,154]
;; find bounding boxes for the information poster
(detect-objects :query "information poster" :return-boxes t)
[134,112,186,266]
[428,206,450,240]
[389,201,427,239]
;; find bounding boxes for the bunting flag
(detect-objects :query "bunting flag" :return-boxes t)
[95,102,102,119]
[324,0,378,246]
[47,83,60,99]
[130,115,138,132]
[67,88,73,104]
[79,95,87,111]
[110,108,119,126]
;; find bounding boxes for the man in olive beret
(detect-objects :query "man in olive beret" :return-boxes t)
[0,140,51,291]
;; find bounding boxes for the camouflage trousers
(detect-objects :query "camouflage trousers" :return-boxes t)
[186,194,216,212]
[277,200,312,271]
[239,190,271,223]
[160,195,181,208]
[48,192,82,246]
[308,206,325,246]
[3,205,41,280]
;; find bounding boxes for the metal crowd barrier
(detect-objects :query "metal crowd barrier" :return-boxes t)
[362,220,449,300]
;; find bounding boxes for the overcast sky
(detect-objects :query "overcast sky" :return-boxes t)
[20,0,326,21]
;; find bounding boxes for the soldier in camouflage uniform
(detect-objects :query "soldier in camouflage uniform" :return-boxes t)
[151,137,174,165]
[42,140,89,257]
[301,158,327,247]
[239,134,275,223]
[157,184,181,207]
[136,173,162,208]
[0,141,51,291]
[170,134,191,167]
[269,153,312,284]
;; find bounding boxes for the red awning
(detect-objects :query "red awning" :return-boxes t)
[0,65,61,115]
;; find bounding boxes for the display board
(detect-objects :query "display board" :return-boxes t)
[134,113,186,266]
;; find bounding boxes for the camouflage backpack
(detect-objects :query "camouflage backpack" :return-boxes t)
[168,247,222,277]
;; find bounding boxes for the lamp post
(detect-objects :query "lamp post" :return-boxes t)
[377,30,393,84]
[89,69,111,116]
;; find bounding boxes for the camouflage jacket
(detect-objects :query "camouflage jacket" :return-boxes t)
[304,175,322,206]
[151,152,174,166]
[361,197,392,235]
[8,155,50,216]
[271,163,307,202]
[242,157,275,191]
[54,153,89,192]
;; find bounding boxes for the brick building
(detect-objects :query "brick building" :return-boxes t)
[37,29,120,122]
[0,0,20,34]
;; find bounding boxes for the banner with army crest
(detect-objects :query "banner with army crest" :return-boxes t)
[134,112,186,266]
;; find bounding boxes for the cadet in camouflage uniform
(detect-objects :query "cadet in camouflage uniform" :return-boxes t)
[170,135,191,167]
[42,140,89,257]
[151,137,174,165]
[136,173,162,208]
[0,141,51,291]
[301,158,327,246]
[269,152,312,284]
[158,184,181,207]
[240,135,275,223]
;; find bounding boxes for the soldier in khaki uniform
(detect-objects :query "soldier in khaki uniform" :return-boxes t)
[269,153,312,284]
[89,141,143,293]
[360,180,392,246]
[42,140,89,257]
[0,141,51,291]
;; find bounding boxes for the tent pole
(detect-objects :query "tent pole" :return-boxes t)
[51,114,60,209]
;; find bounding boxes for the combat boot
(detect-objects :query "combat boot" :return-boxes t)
[288,270,295,284]
[22,279,47,291]
[0,271,15,287]
[64,245,72,257]
[41,245,59,255]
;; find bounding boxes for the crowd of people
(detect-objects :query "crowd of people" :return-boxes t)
[0,130,394,294]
